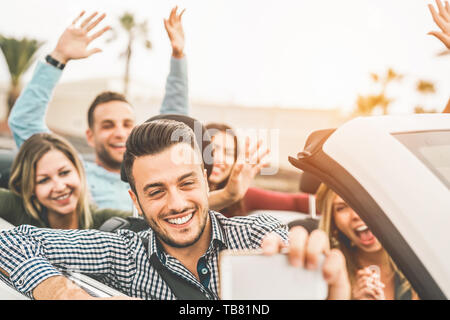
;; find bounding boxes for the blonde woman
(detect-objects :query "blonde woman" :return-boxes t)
[316,183,417,300]
[1,133,130,229]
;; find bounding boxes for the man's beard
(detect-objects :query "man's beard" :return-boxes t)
[158,209,208,249]
[96,143,122,171]
[137,198,209,249]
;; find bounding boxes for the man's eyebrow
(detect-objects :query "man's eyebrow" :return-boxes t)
[142,172,197,193]
[100,119,115,125]
[178,172,196,182]
[143,182,164,193]
[101,118,134,125]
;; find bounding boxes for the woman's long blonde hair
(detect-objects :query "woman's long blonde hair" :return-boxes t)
[9,133,93,229]
[316,183,412,299]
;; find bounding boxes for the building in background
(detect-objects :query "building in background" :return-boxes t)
[0,78,348,191]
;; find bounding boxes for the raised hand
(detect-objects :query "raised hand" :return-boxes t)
[164,6,186,59]
[428,0,450,49]
[222,137,270,202]
[50,11,111,64]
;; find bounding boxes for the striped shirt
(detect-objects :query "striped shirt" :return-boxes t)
[0,211,288,300]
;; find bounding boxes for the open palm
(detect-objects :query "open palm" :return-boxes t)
[224,137,270,201]
[164,6,186,58]
[51,11,110,64]
[428,0,450,49]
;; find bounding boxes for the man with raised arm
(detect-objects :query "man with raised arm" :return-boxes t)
[8,8,189,211]
[8,8,266,213]
[0,119,350,300]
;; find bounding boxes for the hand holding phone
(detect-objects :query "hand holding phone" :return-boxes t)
[219,227,351,300]
[219,249,328,300]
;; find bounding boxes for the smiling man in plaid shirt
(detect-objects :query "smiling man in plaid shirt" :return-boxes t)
[0,120,350,300]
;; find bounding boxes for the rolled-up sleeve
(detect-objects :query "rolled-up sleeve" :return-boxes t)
[0,228,62,297]
[0,225,138,298]
[249,214,289,248]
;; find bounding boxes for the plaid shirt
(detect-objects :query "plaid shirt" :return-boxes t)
[0,211,288,300]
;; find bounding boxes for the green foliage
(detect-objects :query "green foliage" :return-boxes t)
[119,12,135,31]
[112,12,152,95]
[0,35,44,115]
[0,35,44,86]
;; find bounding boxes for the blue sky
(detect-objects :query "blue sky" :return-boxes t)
[0,0,449,114]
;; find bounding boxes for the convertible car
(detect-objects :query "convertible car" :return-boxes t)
[289,113,450,300]
[0,113,449,299]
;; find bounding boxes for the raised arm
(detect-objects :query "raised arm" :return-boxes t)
[8,11,110,147]
[160,6,189,115]
[428,0,450,49]
[209,138,270,211]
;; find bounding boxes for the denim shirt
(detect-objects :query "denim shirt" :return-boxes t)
[8,56,189,211]
[83,161,134,211]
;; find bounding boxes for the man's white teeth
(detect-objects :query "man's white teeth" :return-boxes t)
[112,143,126,147]
[168,213,193,225]
[356,225,368,232]
[54,193,70,200]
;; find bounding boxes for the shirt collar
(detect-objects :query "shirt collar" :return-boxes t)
[209,210,228,251]
[148,210,228,264]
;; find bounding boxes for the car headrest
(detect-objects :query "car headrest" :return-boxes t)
[299,171,322,194]
[290,128,335,195]
[120,114,213,183]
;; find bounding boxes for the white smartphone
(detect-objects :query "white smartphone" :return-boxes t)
[219,249,328,300]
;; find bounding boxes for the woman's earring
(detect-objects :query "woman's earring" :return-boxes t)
[331,231,340,247]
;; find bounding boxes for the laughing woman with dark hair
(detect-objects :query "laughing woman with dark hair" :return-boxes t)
[205,122,311,218]
[0,133,130,229]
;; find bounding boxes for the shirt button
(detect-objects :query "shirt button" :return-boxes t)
[17,278,24,286]
[201,268,209,275]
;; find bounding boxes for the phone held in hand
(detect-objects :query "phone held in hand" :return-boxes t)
[219,249,328,300]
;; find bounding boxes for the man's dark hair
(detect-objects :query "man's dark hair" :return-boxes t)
[87,91,130,129]
[123,119,201,193]
[145,114,213,178]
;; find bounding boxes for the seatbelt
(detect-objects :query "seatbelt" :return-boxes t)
[139,236,210,300]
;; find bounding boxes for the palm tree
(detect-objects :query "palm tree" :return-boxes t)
[0,35,44,117]
[416,80,436,94]
[109,12,152,96]
[414,80,437,113]
[355,68,402,116]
